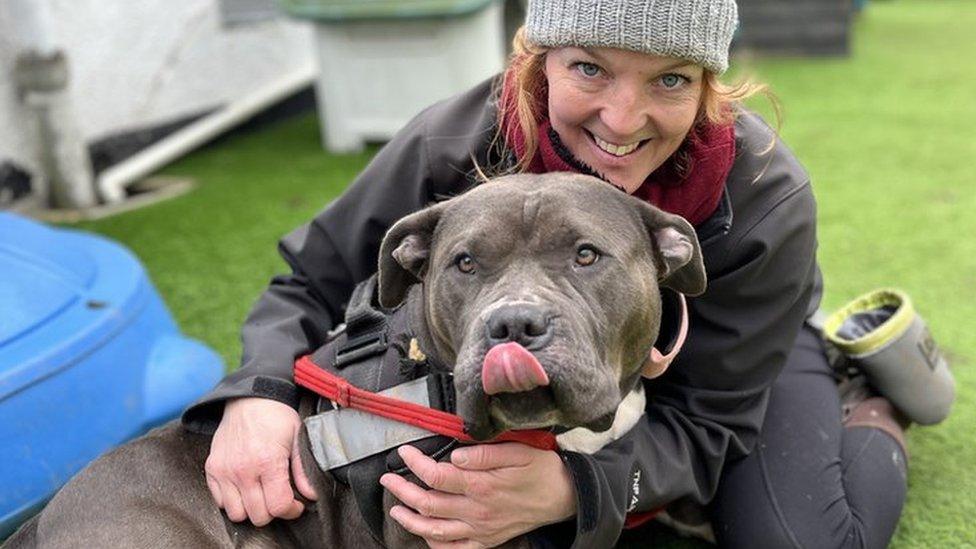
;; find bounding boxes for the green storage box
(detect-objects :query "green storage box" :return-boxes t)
[280,0,494,21]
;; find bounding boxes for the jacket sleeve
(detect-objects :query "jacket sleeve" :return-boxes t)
[557,147,821,547]
[181,113,435,434]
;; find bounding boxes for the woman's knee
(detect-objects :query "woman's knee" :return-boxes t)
[711,431,904,549]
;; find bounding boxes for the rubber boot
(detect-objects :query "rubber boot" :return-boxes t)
[823,289,955,425]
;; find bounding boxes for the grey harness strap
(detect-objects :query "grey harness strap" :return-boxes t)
[305,376,436,471]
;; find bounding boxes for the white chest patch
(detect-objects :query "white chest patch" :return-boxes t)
[555,385,646,454]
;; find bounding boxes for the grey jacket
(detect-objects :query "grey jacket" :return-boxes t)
[183,77,822,547]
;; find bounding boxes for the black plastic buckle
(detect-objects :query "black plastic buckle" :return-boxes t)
[334,330,388,369]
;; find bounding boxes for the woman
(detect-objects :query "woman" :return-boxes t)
[183,1,910,547]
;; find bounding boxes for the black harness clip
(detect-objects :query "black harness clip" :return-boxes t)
[335,330,388,369]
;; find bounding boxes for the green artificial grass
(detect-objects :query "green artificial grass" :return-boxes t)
[741,5,976,547]
[70,0,975,545]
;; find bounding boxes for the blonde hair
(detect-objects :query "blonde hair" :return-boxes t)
[494,27,780,175]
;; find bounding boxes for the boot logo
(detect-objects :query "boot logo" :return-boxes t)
[917,327,941,372]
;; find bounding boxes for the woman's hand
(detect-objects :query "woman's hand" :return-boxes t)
[380,442,577,548]
[205,397,318,526]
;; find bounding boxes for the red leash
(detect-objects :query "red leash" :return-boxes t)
[294,356,558,451]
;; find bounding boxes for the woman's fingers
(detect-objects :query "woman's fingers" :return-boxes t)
[380,473,469,520]
[450,443,533,471]
[291,435,319,501]
[205,398,314,525]
[397,445,468,494]
[389,505,476,543]
[261,465,305,521]
[211,456,303,525]
[217,479,248,523]
[205,472,223,508]
[239,478,273,526]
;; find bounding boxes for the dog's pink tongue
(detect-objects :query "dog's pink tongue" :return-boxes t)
[482,342,549,395]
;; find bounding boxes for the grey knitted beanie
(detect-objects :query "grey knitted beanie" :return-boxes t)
[524,0,738,74]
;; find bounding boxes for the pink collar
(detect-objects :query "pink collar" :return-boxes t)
[642,291,689,378]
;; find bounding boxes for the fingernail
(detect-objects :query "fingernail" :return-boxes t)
[452,450,468,466]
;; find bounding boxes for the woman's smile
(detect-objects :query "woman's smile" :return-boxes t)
[586,130,650,159]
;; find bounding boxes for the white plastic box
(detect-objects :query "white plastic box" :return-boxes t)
[298,1,505,152]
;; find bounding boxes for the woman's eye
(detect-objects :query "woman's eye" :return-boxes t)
[456,254,476,274]
[660,74,686,89]
[575,246,600,267]
[575,62,601,78]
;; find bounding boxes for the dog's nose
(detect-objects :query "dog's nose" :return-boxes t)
[485,304,553,349]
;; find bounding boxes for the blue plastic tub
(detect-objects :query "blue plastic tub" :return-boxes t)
[0,213,224,537]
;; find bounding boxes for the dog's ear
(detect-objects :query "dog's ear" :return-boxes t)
[377,202,447,308]
[639,202,707,296]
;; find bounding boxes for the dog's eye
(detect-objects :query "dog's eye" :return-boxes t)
[576,246,599,267]
[455,253,476,274]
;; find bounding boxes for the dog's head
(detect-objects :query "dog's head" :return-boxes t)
[377,173,705,440]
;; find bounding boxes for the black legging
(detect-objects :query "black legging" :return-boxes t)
[710,325,908,549]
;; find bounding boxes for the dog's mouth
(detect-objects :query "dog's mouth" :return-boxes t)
[486,386,559,430]
[469,384,619,441]
[453,320,623,441]
[457,346,621,440]
[467,342,561,437]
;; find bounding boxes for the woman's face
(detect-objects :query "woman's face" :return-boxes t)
[544,47,705,193]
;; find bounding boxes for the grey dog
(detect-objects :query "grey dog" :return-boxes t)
[4,172,705,548]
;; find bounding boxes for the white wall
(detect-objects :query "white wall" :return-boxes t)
[56,0,313,141]
[0,0,313,190]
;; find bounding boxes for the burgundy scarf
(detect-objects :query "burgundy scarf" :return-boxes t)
[499,63,736,226]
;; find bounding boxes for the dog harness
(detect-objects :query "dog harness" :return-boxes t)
[293,275,689,541]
